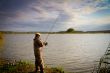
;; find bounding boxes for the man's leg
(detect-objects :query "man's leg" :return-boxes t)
[40,64,44,73]
[35,60,39,72]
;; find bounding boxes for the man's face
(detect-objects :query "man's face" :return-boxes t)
[35,34,40,38]
[38,35,40,38]
[36,35,40,39]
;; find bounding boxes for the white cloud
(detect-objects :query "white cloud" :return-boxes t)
[89,16,110,25]
[16,0,109,24]
[2,0,110,31]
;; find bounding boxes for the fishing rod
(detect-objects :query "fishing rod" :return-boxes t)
[44,13,61,42]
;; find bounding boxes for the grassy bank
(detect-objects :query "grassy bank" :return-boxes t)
[0,59,66,73]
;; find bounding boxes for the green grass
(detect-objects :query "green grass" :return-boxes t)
[0,60,34,73]
[0,59,67,73]
[45,67,66,73]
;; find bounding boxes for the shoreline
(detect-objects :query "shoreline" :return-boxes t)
[0,58,67,73]
[1,32,110,34]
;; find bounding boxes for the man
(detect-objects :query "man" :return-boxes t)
[33,33,47,73]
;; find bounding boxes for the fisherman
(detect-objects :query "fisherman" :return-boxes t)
[33,33,47,73]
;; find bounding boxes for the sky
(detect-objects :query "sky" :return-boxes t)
[0,0,110,32]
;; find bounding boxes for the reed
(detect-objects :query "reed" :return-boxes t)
[99,67,110,73]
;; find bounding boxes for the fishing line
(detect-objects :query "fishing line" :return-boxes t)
[44,13,61,42]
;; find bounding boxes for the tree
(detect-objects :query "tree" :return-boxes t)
[66,28,75,32]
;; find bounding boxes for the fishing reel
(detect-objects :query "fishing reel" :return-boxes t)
[44,42,48,46]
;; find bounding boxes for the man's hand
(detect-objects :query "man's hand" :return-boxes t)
[43,42,48,46]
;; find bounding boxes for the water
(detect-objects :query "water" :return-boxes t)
[0,34,110,73]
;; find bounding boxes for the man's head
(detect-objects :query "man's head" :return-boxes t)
[35,33,41,38]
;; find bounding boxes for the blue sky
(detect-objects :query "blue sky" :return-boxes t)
[0,0,110,32]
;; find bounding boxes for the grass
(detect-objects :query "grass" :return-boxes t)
[45,67,65,73]
[98,67,110,73]
[0,59,66,73]
[0,60,34,73]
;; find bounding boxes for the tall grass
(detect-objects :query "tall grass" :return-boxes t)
[0,59,67,73]
[0,60,34,73]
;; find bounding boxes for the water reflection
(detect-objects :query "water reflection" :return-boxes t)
[0,32,4,60]
[0,32,4,48]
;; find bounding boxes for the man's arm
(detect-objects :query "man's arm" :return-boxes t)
[38,40,43,47]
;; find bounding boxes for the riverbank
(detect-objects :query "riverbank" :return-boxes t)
[0,31,110,34]
[0,58,67,73]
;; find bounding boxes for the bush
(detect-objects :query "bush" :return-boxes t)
[66,28,75,33]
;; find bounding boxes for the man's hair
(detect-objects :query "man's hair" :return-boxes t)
[35,33,41,37]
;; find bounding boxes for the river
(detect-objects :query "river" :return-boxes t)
[0,34,110,73]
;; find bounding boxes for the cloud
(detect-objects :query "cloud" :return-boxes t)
[0,0,110,31]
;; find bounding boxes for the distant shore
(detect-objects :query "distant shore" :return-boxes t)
[0,30,110,34]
